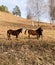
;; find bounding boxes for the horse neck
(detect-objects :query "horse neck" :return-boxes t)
[16,29,20,31]
[36,29,41,33]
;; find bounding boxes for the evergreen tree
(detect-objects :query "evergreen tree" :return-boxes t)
[0,5,9,13]
[12,5,21,16]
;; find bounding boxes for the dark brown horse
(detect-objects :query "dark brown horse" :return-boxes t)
[24,27,43,39]
[7,28,22,40]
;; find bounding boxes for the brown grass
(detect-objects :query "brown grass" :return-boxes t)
[0,11,55,65]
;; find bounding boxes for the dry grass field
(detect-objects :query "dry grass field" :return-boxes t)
[0,11,55,65]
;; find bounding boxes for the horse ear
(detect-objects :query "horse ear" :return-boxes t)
[38,26,41,29]
[40,26,42,28]
[20,28,22,30]
[21,28,23,29]
[21,28,22,29]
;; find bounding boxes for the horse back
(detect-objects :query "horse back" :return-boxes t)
[28,30,38,35]
[7,29,18,35]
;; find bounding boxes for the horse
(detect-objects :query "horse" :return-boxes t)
[7,28,23,40]
[24,27,43,39]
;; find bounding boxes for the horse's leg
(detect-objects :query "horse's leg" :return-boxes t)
[7,33,11,40]
[16,35,18,40]
[37,34,39,39]
[40,35,43,40]
[28,34,30,39]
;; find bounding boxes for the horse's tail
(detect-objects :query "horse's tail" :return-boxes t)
[24,29,27,34]
[7,30,10,39]
[7,31,9,37]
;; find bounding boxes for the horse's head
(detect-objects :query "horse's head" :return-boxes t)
[39,27,43,32]
[20,28,23,33]
[36,27,43,35]
[17,28,23,33]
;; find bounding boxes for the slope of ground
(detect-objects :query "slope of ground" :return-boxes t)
[0,11,32,25]
[0,11,55,65]
[0,11,54,29]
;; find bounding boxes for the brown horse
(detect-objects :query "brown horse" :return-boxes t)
[7,28,22,40]
[24,27,43,39]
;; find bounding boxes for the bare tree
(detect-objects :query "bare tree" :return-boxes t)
[27,0,50,26]
[49,0,55,24]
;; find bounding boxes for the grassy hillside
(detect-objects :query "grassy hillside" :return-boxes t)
[0,11,32,24]
[0,11,54,29]
[0,11,55,65]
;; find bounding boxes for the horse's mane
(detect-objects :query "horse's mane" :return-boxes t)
[36,27,42,31]
[16,28,22,31]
